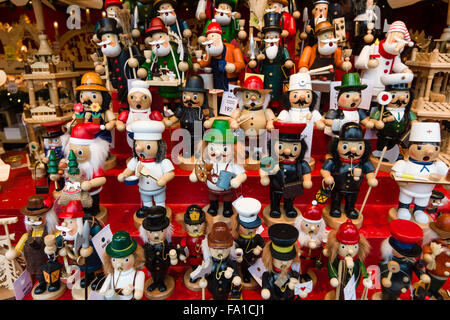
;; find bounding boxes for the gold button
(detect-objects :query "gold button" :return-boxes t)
[269,73,273,76]
[402,276,409,283]
[219,280,222,284]
[218,287,222,291]
[269,84,273,88]
[157,266,160,270]
[156,252,160,255]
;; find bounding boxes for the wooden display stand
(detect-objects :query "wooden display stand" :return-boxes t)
[322,205,363,230]
[388,207,432,231]
[262,205,301,227]
[144,275,175,300]
[104,154,117,171]
[31,282,66,300]
[203,204,237,230]
[183,268,202,292]
[370,156,394,173]
[134,206,172,229]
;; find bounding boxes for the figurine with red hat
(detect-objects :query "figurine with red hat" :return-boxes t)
[295,200,327,284]
[422,213,450,300]
[104,0,123,26]
[230,75,275,161]
[194,19,245,91]
[259,121,313,220]
[378,219,430,300]
[40,121,68,164]
[324,219,372,300]
[265,0,298,56]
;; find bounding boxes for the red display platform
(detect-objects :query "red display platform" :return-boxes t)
[1,127,449,300]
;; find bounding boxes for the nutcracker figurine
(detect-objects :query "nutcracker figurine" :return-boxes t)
[265,0,297,55]
[154,0,192,40]
[391,122,449,224]
[325,219,372,300]
[304,0,330,46]
[5,195,59,296]
[232,197,265,286]
[422,213,450,300]
[259,121,312,220]
[100,231,146,300]
[261,223,299,300]
[118,120,175,219]
[189,119,247,218]
[321,122,377,220]
[41,121,68,190]
[378,219,430,300]
[425,190,446,220]
[352,0,382,56]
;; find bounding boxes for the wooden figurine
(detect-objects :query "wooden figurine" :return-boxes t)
[100,231,146,300]
[370,73,417,166]
[294,200,326,285]
[265,0,298,55]
[231,75,275,162]
[390,122,449,224]
[194,19,245,91]
[232,197,265,288]
[260,122,312,223]
[355,21,413,99]
[425,190,445,221]
[324,219,371,300]
[261,223,299,300]
[5,195,61,298]
[140,206,185,299]
[116,80,163,149]
[190,221,242,300]
[324,73,373,136]
[304,0,330,46]
[179,205,207,291]
[41,121,68,190]
[189,119,247,219]
[118,120,175,220]
[321,122,377,223]
[422,213,450,300]
[103,0,123,26]
[352,0,382,56]
[377,219,430,300]
[154,0,192,40]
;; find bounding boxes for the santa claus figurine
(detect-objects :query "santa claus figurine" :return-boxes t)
[355,20,413,100]
[194,19,245,91]
[265,0,297,55]
[154,0,192,40]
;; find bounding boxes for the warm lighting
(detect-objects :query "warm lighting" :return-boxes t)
[21,45,27,53]
[102,11,106,18]
[53,21,58,28]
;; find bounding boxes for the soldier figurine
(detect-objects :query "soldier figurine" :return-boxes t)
[321,122,377,219]
[425,190,446,221]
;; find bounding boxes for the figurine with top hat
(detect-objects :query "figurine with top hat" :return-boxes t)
[189,119,247,219]
[370,73,417,166]
[179,205,207,291]
[154,0,192,40]
[6,195,60,298]
[324,72,373,136]
[230,75,275,163]
[425,190,446,221]
[390,122,449,225]
[265,0,298,55]
[261,223,299,300]
[118,120,175,221]
[100,230,146,300]
[164,74,215,162]
[231,197,265,288]
[259,121,313,224]
[140,206,185,299]
[194,19,245,91]
[190,222,243,300]
[116,79,163,149]
[321,122,377,225]
[422,213,450,300]
[324,219,372,300]
[376,219,430,300]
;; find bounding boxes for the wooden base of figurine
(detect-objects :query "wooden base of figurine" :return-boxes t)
[322,205,363,230]
[177,154,196,171]
[324,289,337,300]
[183,268,202,292]
[71,283,92,300]
[0,287,15,300]
[203,204,237,230]
[370,156,393,173]
[305,269,318,288]
[371,291,382,300]
[388,207,432,231]
[134,206,172,229]
[144,275,175,300]
[104,154,116,171]
[262,205,301,227]
[31,282,66,300]
[95,205,108,225]
[242,276,259,291]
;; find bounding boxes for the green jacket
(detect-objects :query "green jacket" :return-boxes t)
[370,108,417,137]
[259,45,291,102]
[203,19,240,43]
[328,257,368,289]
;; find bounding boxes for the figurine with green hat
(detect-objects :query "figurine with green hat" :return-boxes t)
[100,231,146,300]
[324,72,374,136]
[189,119,247,218]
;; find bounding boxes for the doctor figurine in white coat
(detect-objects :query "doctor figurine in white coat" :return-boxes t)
[118,120,175,218]
[391,122,449,224]
[355,20,413,100]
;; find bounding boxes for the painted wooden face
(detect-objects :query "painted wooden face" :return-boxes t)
[337,140,365,160]
[135,140,158,158]
[337,243,359,258]
[314,3,328,23]
[408,143,440,162]
[182,91,205,108]
[46,136,62,148]
[185,222,206,236]
[207,143,234,163]
[387,90,410,109]
[158,3,177,25]
[69,143,91,163]
[300,220,320,235]
[112,254,135,272]
[79,90,103,108]
[146,229,167,244]
[289,89,313,108]
[239,224,257,237]
[275,140,302,161]
[242,90,265,109]
[338,91,362,109]
[272,257,293,270]
[269,2,283,13]
[210,247,231,259]
[128,91,151,111]
[25,214,46,227]
[61,218,80,237]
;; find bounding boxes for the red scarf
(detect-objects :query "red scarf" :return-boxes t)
[378,39,397,60]
[273,266,291,273]
[140,157,156,163]
[339,157,361,164]
[338,255,357,261]
[338,106,359,111]
[280,159,296,164]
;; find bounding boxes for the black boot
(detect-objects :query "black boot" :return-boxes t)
[346,210,359,220]
[208,200,219,216]
[284,199,297,218]
[48,281,61,292]
[136,206,150,219]
[270,189,282,218]
[158,281,167,292]
[345,193,358,220]
[330,191,342,218]
[34,275,47,295]
[222,201,233,218]
[147,281,158,292]
[80,272,96,289]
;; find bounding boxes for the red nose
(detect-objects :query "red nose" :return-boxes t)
[165,12,168,16]
[220,13,224,16]
[270,43,274,46]
[103,45,107,48]
[329,42,333,47]
[156,44,160,48]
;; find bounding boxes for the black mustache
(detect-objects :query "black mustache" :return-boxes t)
[292,99,307,106]
[184,99,197,105]
[344,151,359,158]
[394,100,406,106]
[82,100,92,106]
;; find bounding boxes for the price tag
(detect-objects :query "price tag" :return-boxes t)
[92,224,113,264]
[248,258,266,287]
[13,270,32,300]
[256,225,264,235]
[219,91,238,116]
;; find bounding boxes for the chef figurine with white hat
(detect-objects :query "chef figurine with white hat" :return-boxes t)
[118,120,175,218]
[391,122,449,224]
[232,197,266,285]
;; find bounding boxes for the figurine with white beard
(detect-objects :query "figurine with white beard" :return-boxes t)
[154,0,192,40]
[355,21,413,99]
[265,0,298,55]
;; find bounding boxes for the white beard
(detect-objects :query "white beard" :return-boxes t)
[265,44,279,60]
[101,43,121,58]
[318,42,337,56]
[160,13,177,26]
[214,13,231,26]
[153,43,172,57]
[206,42,224,57]
[297,222,326,247]
[380,238,394,261]
[383,42,400,55]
